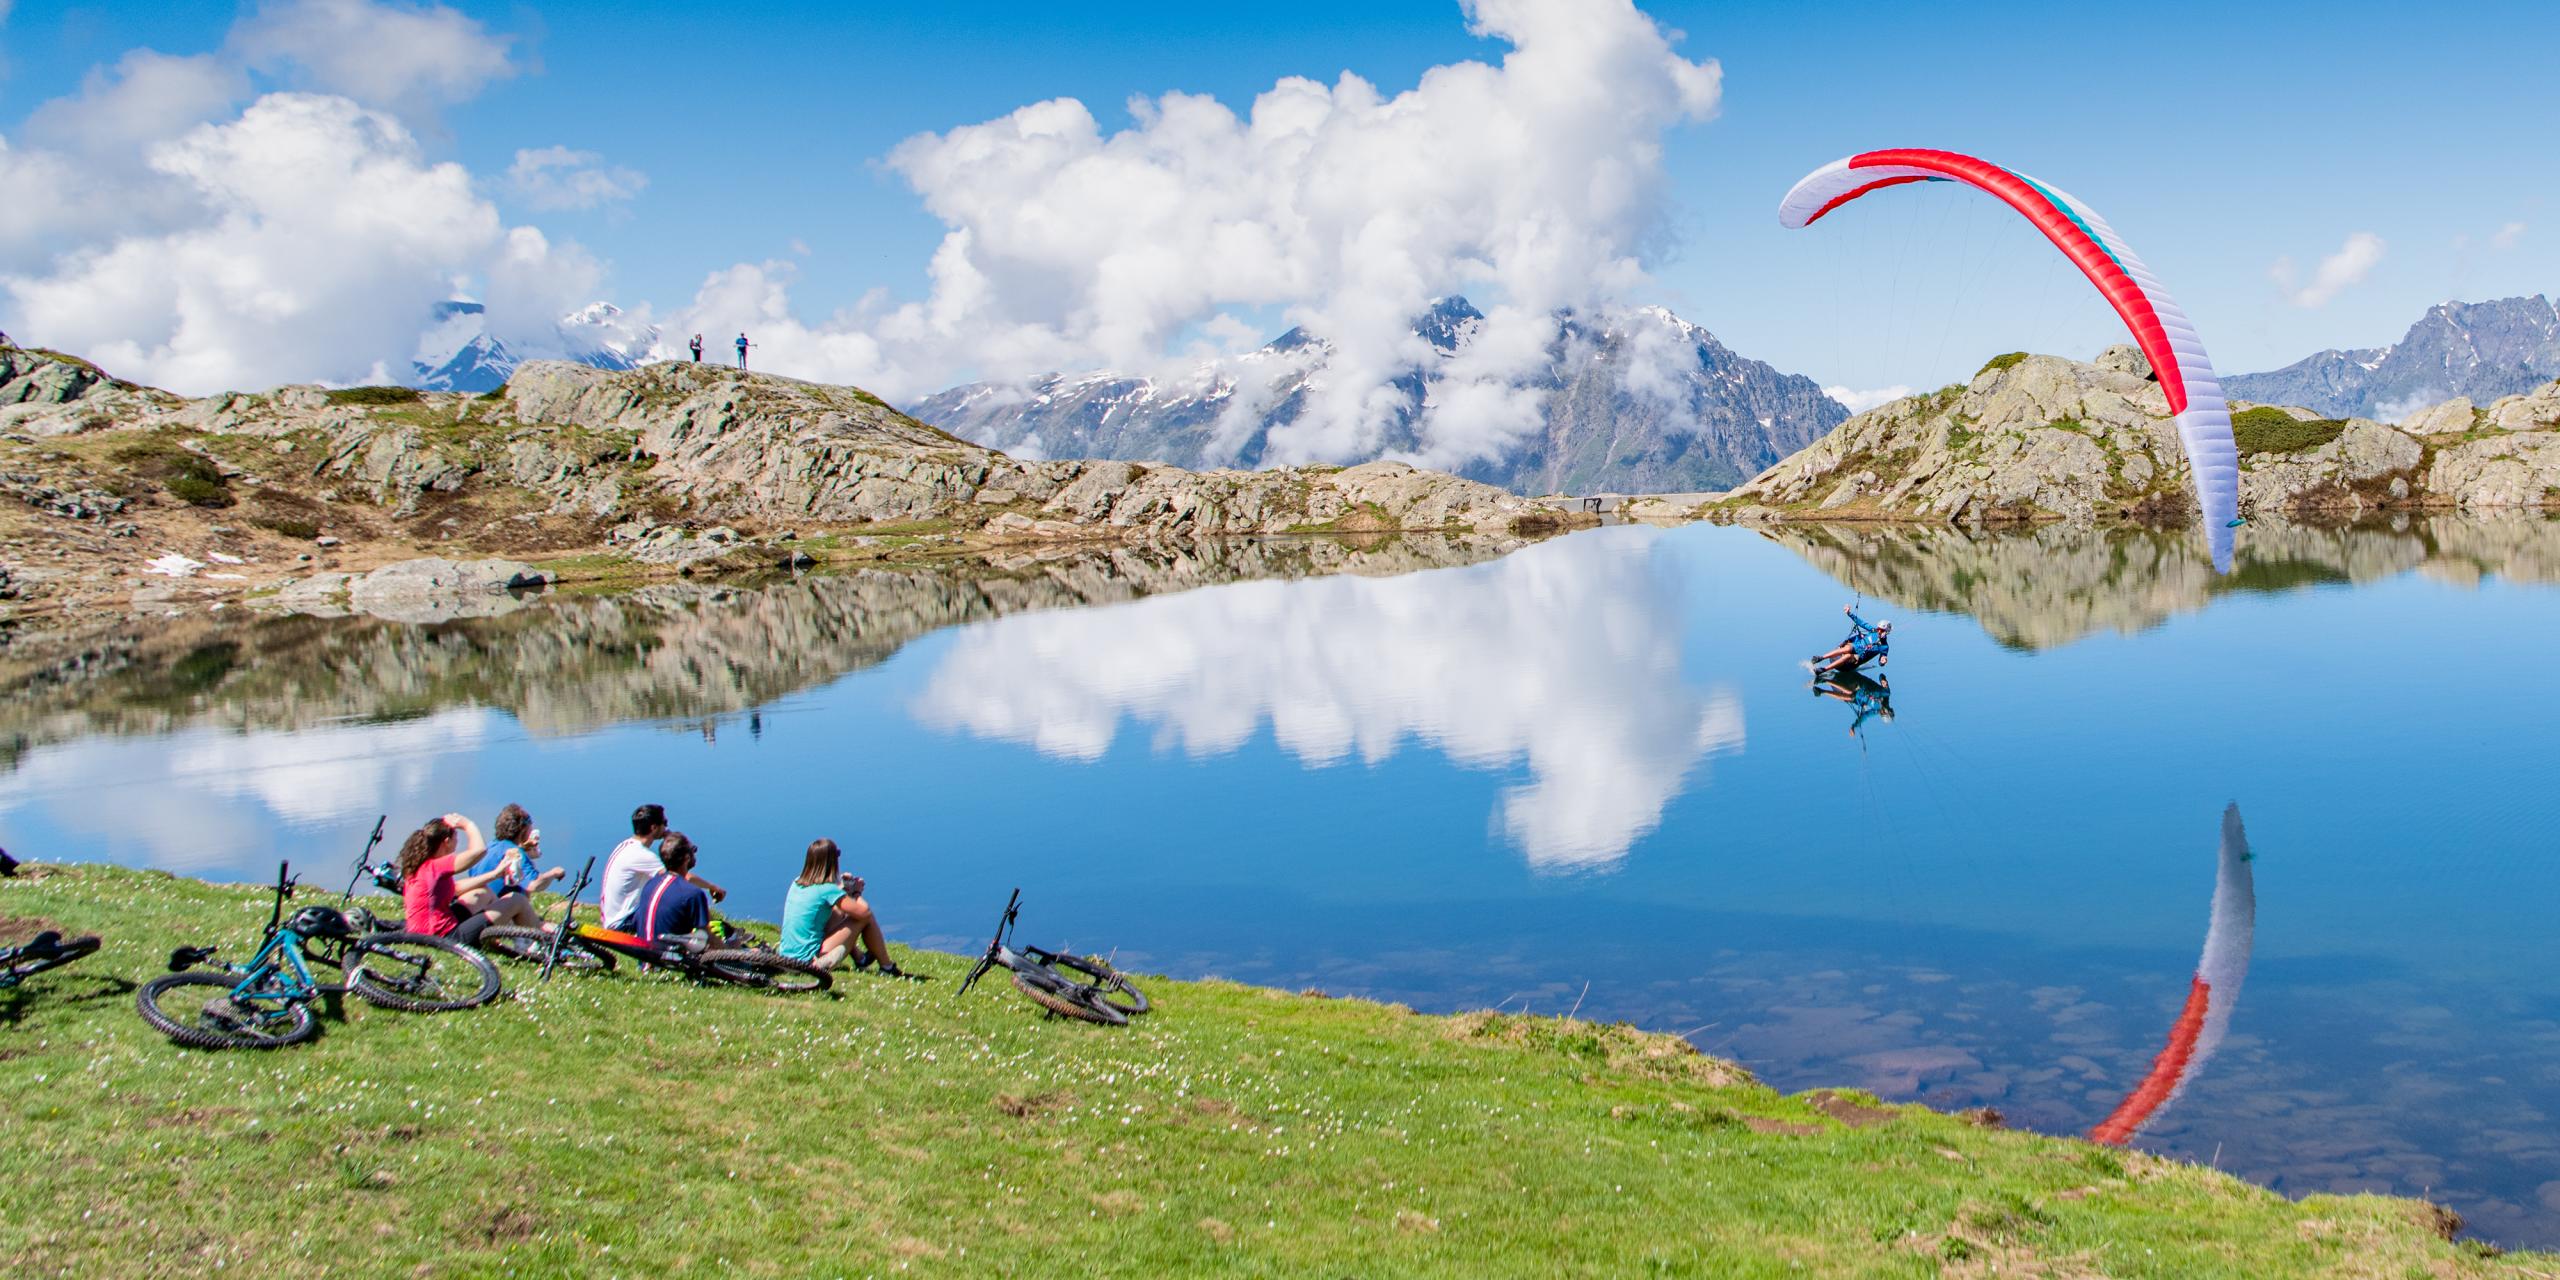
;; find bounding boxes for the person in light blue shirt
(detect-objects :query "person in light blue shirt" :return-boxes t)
[486,803,565,899]
[1811,604,1891,676]
[778,838,900,976]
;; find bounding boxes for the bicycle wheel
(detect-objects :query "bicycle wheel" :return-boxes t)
[1011,968,1128,1026]
[136,972,318,1050]
[477,926,615,975]
[342,932,503,1012]
[698,949,831,994]
[1027,948,1149,1016]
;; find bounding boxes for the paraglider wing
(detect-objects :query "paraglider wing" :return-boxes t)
[2087,803,2256,1146]
[1780,149,2240,571]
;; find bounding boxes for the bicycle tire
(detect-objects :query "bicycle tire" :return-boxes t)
[477,926,615,974]
[6,934,100,981]
[341,932,503,1012]
[1027,949,1149,1016]
[698,949,831,994]
[1011,968,1128,1026]
[136,972,318,1050]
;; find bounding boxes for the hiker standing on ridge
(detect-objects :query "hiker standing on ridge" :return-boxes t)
[688,333,703,362]
[735,332,751,370]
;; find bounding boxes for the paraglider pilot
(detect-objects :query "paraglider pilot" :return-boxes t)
[1811,604,1890,676]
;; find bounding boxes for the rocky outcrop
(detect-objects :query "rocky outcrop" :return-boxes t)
[1717,348,2560,528]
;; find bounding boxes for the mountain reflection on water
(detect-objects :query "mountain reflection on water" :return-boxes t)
[6,515,2560,1246]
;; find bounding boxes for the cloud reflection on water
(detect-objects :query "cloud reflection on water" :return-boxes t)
[0,710,492,873]
[913,527,1741,867]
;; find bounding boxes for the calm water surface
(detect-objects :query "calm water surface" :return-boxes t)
[6,518,2559,1245]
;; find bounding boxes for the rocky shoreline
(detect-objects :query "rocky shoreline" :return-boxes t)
[0,346,1589,635]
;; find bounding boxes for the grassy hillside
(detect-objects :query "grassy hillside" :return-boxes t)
[0,864,2536,1278]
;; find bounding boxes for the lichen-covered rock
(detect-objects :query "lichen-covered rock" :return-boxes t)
[1724,352,2560,526]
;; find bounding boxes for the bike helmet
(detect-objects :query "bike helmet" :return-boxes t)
[286,905,355,939]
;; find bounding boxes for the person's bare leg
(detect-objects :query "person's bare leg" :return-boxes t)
[836,897,890,968]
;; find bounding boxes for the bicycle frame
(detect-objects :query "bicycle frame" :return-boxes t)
[338,814,391,901]
[189,863,335,1013]
[536,857,597,983]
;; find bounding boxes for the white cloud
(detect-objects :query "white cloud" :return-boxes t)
[506,145,647,212]
[912,527,1743,868]
[0,94,588,393]
[230,0,515,118]
[1823,384,1913,415]
[2491,221,2527,251]
[665,0,1721,460]
[2269,232,2385,309]
[22,49,245,156]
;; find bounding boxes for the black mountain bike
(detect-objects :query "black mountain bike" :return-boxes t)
[1,930,100,991]
[137,862,502,1050]
[476,858,828,993]
[956,889,1148,1026]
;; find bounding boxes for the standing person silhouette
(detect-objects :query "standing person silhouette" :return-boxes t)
[735,333,751,370]
[688,333,703,362]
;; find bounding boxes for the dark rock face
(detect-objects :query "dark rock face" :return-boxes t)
[2226,296,2560,421]
[910,299,1845,496]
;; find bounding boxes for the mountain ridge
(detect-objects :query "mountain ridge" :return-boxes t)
[909,298,1848,496]
[2225,295,2560,420]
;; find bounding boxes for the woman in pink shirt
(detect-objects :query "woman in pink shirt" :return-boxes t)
[398,813,538,946]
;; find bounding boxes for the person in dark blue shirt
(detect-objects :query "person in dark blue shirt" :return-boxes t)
[1811,604,1891,676]
[634,831,714,944]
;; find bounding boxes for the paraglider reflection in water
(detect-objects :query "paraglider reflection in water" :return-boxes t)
[1810,603,1890,676]
[1808,667,1893,739]
[2088,804,2256,1147]
[1779,148,2242,572]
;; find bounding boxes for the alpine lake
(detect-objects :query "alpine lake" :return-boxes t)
[8,514,2559,1248]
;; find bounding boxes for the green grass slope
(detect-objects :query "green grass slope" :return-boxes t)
[0,865,2537,1278]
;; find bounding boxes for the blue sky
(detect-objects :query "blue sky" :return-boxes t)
[2,0,2554,403]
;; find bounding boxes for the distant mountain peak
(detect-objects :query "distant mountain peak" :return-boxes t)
[410,300,659,393]
[908,300,1847,495]
[2229,295,2560,420]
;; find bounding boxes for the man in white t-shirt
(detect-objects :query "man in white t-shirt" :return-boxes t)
[599,803,727,929]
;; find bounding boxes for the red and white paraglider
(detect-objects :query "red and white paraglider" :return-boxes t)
[1780,149,2242,572]
[2088,803,2256,1146]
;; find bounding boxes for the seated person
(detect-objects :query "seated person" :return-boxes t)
[633,832,715,947]
[779,838,902,977]
[487,804,566,899]
[602,803,726,932]
[398,813,541,946]
[1811,604,1891,675]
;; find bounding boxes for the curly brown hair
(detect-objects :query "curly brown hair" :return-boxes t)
[492,804,532,846]
[397,818,455,878]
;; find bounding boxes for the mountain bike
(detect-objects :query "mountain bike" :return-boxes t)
[474,858,616,979]
[1,930,100,991]
[955,889,1148,1026]
[476,860,827,993]
[303,814,397,970]
[137,862,502,1050]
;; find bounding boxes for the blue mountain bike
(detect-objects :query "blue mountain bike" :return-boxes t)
[136,861,501,1050]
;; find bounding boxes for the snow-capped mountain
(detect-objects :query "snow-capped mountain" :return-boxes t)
[410,300,659,392]
[909,298,1847,496]
[2225,295,2560,420]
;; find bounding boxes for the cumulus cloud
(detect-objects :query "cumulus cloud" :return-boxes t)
[1823,384,1913,415]
[231,0,515,118]
[666,0,1720,462]
[22,49,246,156]
[506,145,647,211]
[0,94,579,392]
[2269,232,2385,309]
[913,527,1743,868]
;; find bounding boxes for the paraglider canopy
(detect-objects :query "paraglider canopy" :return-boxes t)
[1780,149,2240,572]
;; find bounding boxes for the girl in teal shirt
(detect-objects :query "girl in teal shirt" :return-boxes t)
[780,838,902,976]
